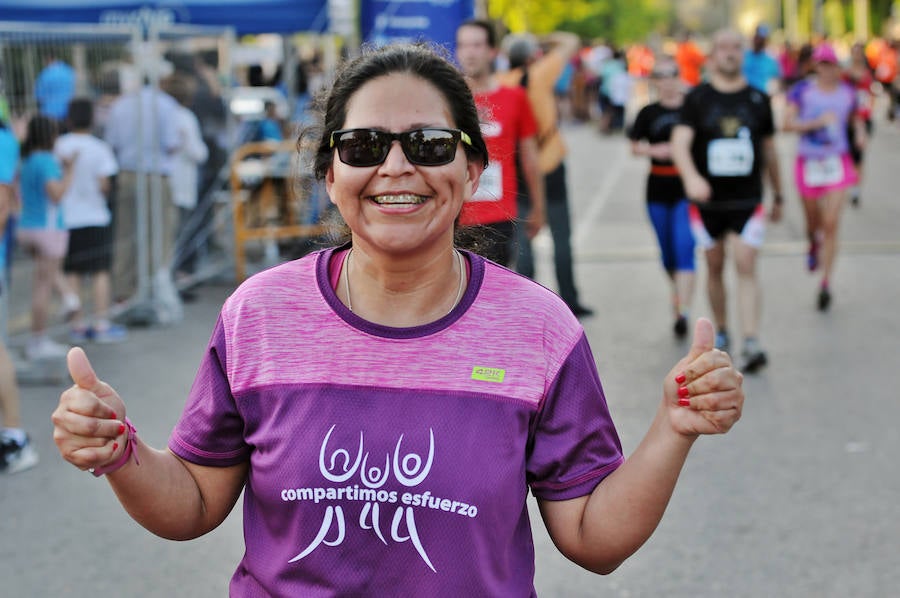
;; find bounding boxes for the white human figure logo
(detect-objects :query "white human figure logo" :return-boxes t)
[290,426,438,570]
[288,505,346,563]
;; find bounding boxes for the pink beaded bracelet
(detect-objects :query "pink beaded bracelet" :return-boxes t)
[90,417,140,477]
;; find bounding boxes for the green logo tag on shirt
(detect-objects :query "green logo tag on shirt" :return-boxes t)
[471,367,505,383]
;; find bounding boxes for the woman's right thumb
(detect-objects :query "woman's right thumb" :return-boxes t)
[67,347,99,392]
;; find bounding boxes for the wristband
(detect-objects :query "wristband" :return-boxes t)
[90,417,140,477]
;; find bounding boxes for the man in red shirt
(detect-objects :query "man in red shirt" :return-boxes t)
[456,19,545,266]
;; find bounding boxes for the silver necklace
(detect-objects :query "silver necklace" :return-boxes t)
[343,249,466,317]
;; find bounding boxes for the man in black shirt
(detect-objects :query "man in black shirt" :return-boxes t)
[671,28,784,373]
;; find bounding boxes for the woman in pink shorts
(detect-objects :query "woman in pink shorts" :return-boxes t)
[784,43,867,311]
[16,116,75,360]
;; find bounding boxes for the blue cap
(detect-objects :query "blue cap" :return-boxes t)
[755,24,770,38]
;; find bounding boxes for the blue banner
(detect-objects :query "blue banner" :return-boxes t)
[0,1,329,34]
[360,0,475,51]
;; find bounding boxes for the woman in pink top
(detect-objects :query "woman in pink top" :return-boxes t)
[784,43,867,311]
[51,44,744,595]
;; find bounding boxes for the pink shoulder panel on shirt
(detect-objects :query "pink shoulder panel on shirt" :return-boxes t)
[220,251,585,407]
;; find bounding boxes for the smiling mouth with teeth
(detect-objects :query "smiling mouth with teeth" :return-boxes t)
[370,194,428,205]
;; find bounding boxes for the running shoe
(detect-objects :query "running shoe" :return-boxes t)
[1,435,39,474]
[714,330,730,353]
[807,241,820,272]
[673,315,688,339]
[60,293,82,322]
[740,338,768,374]
[68,327,93,344]
[25,336,70,361]
[817,287,832,311]
[93,324,128,344]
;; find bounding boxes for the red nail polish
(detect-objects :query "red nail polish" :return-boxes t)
[675,373,686,385]
[678,386,690,399]
[112,442,119,451]
[678,398,691,407]
[109,412,117,420]
[118,424,126,435]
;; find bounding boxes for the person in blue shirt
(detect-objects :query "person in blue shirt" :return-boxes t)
[0,120,19,291]
[0,119,40,474]
[599,49,629,133]
[254,100,284,142]
[743,25,782,94]
[1,116,17,281]
[35,57,76,123]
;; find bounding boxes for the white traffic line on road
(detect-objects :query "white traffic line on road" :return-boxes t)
[572,150,627,251]
[574,238,900,263]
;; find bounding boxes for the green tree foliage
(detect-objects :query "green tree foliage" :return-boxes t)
[488,0,671,43]
[488,0,898,43]
[870,0,900,36]
[487,0,597,34]
[795,0,897,40]
[824,0,848,37]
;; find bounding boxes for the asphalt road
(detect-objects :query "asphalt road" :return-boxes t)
[3,105,899,597]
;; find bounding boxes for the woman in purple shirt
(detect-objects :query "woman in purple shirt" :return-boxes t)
[51,43,744,596]
[784,43,867,311]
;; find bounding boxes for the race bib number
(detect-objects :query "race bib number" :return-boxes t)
[802,155,844,187]
[470,162,502,202]
[708,138,754,176]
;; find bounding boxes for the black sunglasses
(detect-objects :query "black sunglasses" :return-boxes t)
[329,127,473,167]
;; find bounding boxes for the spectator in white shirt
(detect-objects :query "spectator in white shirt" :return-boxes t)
[55,98,126,344]
[161,75,208,285]
[103,72,181,303]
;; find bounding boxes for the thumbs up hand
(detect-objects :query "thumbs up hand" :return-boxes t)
[664,318,744,437]
[52,347,128,471]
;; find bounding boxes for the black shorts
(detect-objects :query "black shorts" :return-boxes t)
[64,225,113,274]
[692,203,766,248]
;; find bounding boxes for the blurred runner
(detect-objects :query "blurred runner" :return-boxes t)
[743,25,781,95]
[783,44,866,311]
[843,42,875,207]
[676,31,706,87]
[629,56,695,338]
[672,29,784,373]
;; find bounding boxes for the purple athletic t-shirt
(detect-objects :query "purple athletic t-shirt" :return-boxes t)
[788,79,857,158]
[169,248,624,597]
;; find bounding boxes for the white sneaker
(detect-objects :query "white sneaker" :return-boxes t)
[2,437,39,474]
[25,336,70,361]
[61,293,82,322]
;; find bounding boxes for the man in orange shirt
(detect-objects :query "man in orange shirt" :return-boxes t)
[676,31,706,87]
[868,38,898,121]
[628,44,655,78]
[499,32,593,317]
